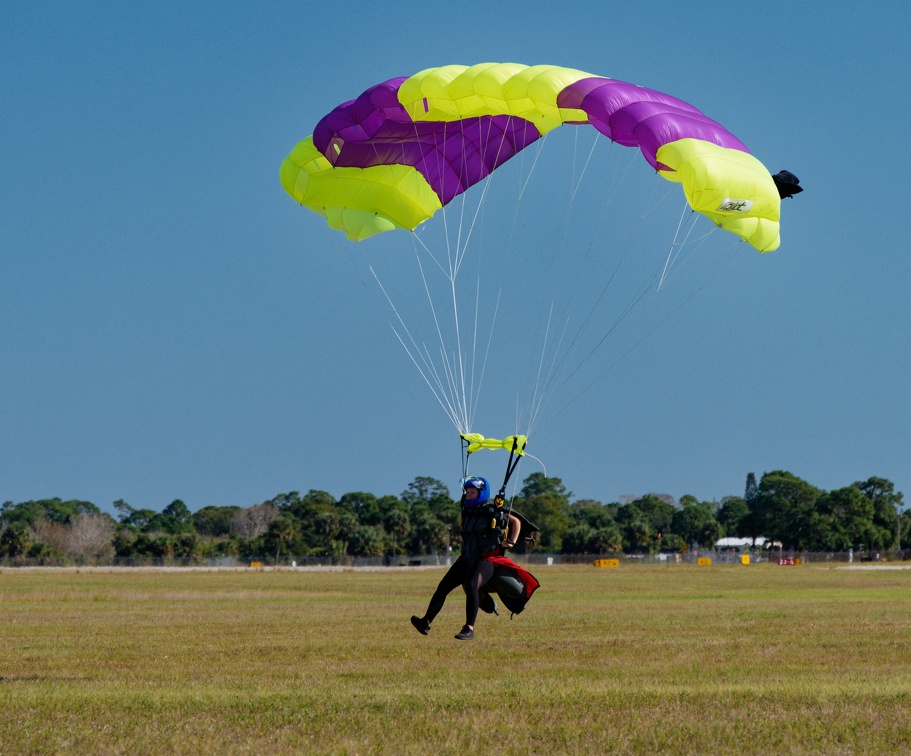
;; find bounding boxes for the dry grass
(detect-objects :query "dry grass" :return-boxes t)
[1,564,910,754]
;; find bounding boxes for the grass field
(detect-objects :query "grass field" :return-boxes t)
[2,563,910,754]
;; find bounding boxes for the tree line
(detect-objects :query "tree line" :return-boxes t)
[0,471,905,563]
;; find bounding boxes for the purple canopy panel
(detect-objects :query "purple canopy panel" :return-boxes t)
[558,78,702,119]
[557,77,750,168]
[312,78,543,204]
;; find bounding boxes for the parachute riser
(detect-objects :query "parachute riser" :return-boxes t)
[497,435,523,501]
[461,435,523,499]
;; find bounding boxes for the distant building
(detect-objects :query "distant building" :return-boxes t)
[715,537,780,550]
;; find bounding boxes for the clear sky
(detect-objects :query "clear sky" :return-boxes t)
[3,1,909,514]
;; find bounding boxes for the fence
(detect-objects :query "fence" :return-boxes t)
[2,549,909,569]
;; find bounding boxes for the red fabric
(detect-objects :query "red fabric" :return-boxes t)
[484,555,541,599]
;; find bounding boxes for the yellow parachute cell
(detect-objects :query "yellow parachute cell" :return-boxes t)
[460,433,527,455]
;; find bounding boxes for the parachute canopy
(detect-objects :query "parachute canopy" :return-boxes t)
[281,63,783,251]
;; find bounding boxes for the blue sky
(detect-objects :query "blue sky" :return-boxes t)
[2,1,909,514]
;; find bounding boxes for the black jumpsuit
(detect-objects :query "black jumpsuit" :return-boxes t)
[422,496,507,627]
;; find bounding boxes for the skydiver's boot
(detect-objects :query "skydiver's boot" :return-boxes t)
[454,625,474,641]
[410,615,430,635]
[479,592,499,615]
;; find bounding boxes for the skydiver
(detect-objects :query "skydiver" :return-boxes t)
[410,476,539,641]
